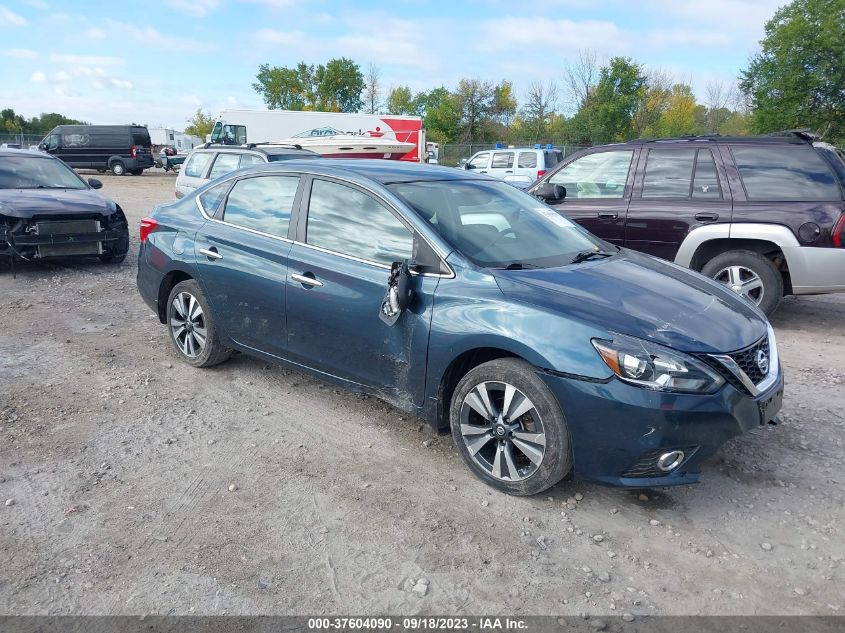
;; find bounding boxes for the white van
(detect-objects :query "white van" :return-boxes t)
[462,145,564,188]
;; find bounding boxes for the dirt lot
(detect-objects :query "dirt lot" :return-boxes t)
[0,169,843,617]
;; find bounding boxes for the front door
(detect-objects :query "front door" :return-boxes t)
[625,147,732,260]
[285,177,437,407]
[193,173,301,357]
[544,148,638,245]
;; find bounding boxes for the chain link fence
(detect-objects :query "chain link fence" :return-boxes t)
[0,133,44,148]
[439,142,591,166]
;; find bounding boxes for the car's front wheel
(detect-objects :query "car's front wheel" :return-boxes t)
[450,358,572,495]
[166,280,231,367]
[701,250,783,315]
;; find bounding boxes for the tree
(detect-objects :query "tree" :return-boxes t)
[630,70,672,138]
[588,57,647,143]
[521,81,559,140]
[740,0,845,142]
[417,87,461,143]
[453,78,495,142]
[492,81,518,128]
[657,84,697,137]
[364,63,382,114]
[563,49,601,114]
[184,109,215,139]
[253,58,363,112]
[386,85,416,115]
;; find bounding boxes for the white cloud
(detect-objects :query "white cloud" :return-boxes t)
[0,5,27,26]
[256,28,304,45]
[105,19,215,52]
[50,53,126,66]
[646,29,732,49]
[24,0,47,8]
[86,27,106,39]
[240,0,297,8]
[2,48,37,58]
[334,15,441,71]
[166,0,219,17]
[477,17,628,55]
[30,71,46,83]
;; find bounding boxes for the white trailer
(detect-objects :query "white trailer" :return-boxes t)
[209,109,426,163]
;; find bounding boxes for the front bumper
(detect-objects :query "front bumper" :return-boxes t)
[540,369,784,487]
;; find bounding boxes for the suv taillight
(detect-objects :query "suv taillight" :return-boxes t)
[537,169,546,179]
[140,217,158,243]
[131,145,137,158]
[833,212,845,248]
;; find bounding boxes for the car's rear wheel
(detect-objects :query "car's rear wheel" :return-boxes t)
[701,250,783,315]
[166,280,231,368]
[450,358,572,495]
[111,161,125,176]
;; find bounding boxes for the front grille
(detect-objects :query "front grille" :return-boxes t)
[622,446,698,478]
[699,335,769,395]
[35,220,102,257]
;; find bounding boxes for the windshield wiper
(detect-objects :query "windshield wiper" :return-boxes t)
[501,262,540,270]
[570,249,614,264]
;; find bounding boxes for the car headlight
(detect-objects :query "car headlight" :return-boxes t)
[592,333,725,394]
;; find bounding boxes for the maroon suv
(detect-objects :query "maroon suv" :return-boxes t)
[530,131,845,315]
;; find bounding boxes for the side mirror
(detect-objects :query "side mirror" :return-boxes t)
[379,261,414,325]
[535,182,566,201]
[463,163,474,170]
[88,178,103,189]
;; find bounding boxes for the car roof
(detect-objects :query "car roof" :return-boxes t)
[193,143,319,157]
[238,159,497,185]
[0,148,54,158]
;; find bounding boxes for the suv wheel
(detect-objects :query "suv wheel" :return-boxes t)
[111,161,126,176]
[450,358,572,496]
[166,280,232,367]
[701,250,783,315]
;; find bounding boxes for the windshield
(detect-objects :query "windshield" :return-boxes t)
[387,179,610,268]
[0,155,87,190]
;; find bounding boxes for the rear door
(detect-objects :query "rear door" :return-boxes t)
[543,148,638,245]
[488,151,515,182]
[193,174,301,357]
[176,151,214,197]
[625,146,731,260]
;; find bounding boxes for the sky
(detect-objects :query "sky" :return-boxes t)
[0,0,786,131]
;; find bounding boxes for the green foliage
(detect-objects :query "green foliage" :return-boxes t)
[184,108,215,139]
[740,0,845,143]
[1,108,86,135]
[386,86,417,116]
[588,57,647,143]
[253,58,363,113]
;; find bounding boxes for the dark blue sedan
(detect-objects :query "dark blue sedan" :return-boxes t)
[136,160,784,495]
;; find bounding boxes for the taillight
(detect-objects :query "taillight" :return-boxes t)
[131,145,137,158]
[537,170,546,179]
[140,217,158,243]
[833,213,845,248]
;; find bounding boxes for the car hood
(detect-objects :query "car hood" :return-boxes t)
[0,189,115,219]
[492,249,767,354]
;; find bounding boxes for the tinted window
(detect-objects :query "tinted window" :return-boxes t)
[198,181,230,216]
[208,153,242,179]
[468,152,490,169]
[518,152,537,168]
[643,149,696,198]
[267,153,320,162]
[306,179,413,265]
[549,151,633,199]
[544,150,563,167]
[132,129,151,146]
[222,176,299,238]
[732,146,841,201]
[239,154,265,167]
[692,150,721,199]
[491,152,514,168]
[184,152,212,178]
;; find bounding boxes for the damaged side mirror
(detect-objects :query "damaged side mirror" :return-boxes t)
[379,261,414,326]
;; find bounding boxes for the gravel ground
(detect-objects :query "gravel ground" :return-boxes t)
[0,170,843,616]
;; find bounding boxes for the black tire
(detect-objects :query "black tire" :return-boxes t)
[450,358,572,496]
[166,279,231,368]
[111,161,126,176]
[700,249,783,316]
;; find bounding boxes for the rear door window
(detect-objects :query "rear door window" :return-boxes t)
[221,175,299,238]
[239,153,265,167]
[198,181,231,216]
[183,152,212,178]
[549,150,633,199]
[731,145,842,201]
[643,149,696,198]
[692,150,721,199]
[208,153,242,179]
[518,152,537,168]
[491,152,514,169]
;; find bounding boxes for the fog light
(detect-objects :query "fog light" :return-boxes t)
[656,450,685,472]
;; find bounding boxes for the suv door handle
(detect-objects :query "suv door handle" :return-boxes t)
[597,212,618,220]
[291,272,323,287]
[695,212,719,222]
[505,170,513,173]
[199,247,222,260]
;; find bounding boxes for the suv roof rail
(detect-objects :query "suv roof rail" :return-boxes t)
[763,128,819,142]
[630,132,817,145]
[256,142,304,150]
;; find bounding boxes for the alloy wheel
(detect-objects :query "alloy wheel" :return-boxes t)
[169,291,207,358]
[458,381,546,482]
[714,265,765,305]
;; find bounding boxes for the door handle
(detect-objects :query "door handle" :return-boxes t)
[695,212,719,222]
[291,272,323,287]
[199,247,222,260]
[505,170,513,173]
[597,212,618,220]
[479,170,487,173]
